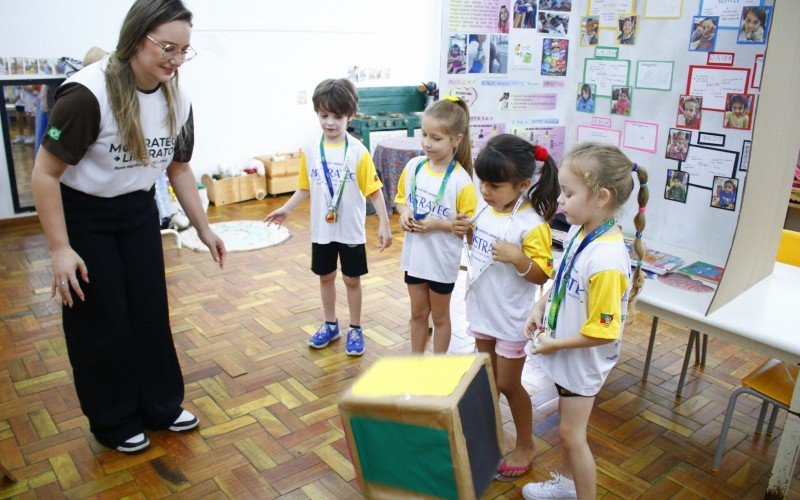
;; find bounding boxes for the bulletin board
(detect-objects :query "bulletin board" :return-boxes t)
[440,0,772,261]
[439,0,574,163]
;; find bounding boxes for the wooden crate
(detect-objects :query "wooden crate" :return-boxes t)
[201,173,267,206]
[254,151,302,195]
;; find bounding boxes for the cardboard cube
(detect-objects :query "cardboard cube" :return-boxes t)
[338,354,502,499]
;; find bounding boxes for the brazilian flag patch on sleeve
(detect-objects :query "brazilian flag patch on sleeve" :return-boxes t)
[46,125,62,141]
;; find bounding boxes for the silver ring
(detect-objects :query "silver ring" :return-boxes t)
[60,281,67,285]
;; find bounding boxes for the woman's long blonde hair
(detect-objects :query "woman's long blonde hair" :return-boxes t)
[105,0,192,164]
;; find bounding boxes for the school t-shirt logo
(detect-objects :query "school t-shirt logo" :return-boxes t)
[600,313,614,325]
[46,125,62,141]
[546,258,553,269]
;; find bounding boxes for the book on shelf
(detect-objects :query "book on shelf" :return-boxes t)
[624,237,683,275]
[675,261,724,285]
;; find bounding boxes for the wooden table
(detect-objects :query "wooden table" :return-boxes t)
[638,262,800,498]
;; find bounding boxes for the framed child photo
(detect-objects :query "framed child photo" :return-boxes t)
[576,83,596,113]
[676,95,702,130]
[689,16,719,52]
[665,169,689,203]
[665,128,691,162]
[610,86,632,116]
[580,16,599,46]
[737,6,771,45]
[617,14,637,45]
[722,93,754,130]
[710,176,739,211]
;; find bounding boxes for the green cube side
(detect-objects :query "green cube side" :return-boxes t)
[350,416,457,500]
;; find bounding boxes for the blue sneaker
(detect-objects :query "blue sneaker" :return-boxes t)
[309,320,340,348]
[345,327,365,356]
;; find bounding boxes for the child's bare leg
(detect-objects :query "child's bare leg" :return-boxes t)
[496,355,535,477]
[342,274,362,326]
[558,395,596,499]
[428,290,452,354]
[320,271,337,322]
[408,284,431,353]
[474,338,497,377]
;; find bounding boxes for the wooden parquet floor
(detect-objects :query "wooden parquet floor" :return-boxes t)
[1,195,799,499]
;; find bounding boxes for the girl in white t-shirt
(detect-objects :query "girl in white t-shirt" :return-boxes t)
[522,143,648,499]
[463,134,559,480]
[395,96,477,354]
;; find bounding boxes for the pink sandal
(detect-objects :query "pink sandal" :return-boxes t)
[494,458,530,481]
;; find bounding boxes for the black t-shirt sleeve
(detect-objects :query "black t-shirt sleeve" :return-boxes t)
[173,105,194,163]
[42,83,101,165]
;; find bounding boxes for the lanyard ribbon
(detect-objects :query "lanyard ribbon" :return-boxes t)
[465,196,526,287]
[546,219,615,332]
[409,158,457,219]
[319,135,350,211]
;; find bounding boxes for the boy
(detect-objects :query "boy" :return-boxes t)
[678,96,700,129]
[264,78,392,356]
[667,174,687,202]
[718,180,737,209]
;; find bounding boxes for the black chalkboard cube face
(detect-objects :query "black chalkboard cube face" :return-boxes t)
[338,354,503,499]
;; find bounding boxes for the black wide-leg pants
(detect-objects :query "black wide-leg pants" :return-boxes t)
[61,184,184,448]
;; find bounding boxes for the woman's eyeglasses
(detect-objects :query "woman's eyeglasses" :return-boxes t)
[146,35,197,62]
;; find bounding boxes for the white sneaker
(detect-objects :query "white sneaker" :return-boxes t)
[115,433,150,453]
[522,471,577,499]
[23,135,35,145]
[12,135,24,144]
[169,409,199,431]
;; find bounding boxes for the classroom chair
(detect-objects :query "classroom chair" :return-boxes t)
[776,229,800,266]
[712,229,800,469]
[712,359,799,469]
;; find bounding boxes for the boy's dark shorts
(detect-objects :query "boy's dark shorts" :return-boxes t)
[311,242,368,277]
[404,272,456,295]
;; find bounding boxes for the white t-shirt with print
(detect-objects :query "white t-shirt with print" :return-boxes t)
[53,58,191,197]
[395,156,477,284]
[466,201,553,341]
[536,226,631,396]
[297,133,383,245]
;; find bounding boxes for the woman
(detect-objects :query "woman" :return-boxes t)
[31,0,226,453]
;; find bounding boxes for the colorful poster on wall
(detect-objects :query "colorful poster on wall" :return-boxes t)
[441,0,575,160]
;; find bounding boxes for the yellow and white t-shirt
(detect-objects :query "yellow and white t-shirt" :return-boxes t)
[297,133,383,245]
[395,156,477,284]
[537,226,631,396]
[466,201,553,341]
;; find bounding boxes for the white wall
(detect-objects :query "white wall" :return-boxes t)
[0,0,443,218]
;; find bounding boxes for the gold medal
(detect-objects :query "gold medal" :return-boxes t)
[531,326,552,349]
[325,208,338,223]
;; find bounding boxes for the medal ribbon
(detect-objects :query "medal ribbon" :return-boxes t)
[545,219,615,332]
[409,157,457,219]
[465,195,526,286]
[319,135,350,211]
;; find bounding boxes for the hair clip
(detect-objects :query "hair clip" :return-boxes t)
[635,231,643,238]
[638,207,646,213]
[533,145,549,162]
[444,95,460,102]
[632,163,639,172]
[640,182,648,188]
